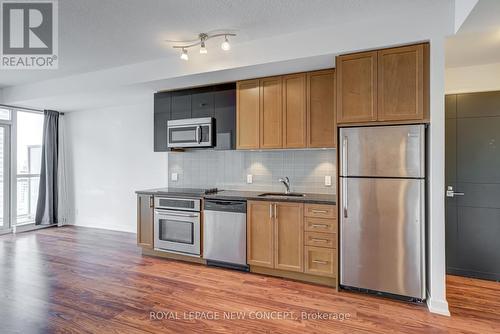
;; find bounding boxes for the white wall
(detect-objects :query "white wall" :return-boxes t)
[446,62,500,93]
[64,99,167,232]
[427,38,450,316]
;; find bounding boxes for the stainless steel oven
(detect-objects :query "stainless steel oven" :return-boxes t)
[167,117,214,148]
[154,197,201,256]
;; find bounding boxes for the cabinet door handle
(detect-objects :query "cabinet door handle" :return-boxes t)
[311,238,329,243]
[274,203,277,220]
[149,196,154,208]
[269,203,273,219]
[312,260,328,265]
[312,209,328,214]
[311,224,328,228]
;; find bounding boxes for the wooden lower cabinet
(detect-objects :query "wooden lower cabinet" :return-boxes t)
[304,246,336,277]
[247,201,303,270]
[247,201,337,286]
[137,194,154,249]
[247,201,274,268]
[275,202,304,272]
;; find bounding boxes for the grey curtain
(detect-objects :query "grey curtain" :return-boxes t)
[35,110,59,225]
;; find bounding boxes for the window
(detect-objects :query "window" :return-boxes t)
[0,108,11,121]
[16,111,44,225]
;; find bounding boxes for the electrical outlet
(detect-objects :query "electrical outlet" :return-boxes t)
[325,175,332,186]
[247,174,253,184]
[171,173,178,181]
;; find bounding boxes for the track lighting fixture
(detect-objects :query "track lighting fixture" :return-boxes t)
[168,32,236,61]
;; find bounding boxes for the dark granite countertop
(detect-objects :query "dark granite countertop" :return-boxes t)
[204,190,336,205]
[136,188,336,205]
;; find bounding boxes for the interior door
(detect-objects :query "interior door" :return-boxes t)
[445,92,500,281]
[0,124,10,232]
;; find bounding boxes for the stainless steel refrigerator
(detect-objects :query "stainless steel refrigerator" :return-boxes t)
[339,124,426,300]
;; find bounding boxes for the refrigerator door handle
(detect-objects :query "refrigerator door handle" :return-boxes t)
[342,135,348,176]
[343,177,348,218]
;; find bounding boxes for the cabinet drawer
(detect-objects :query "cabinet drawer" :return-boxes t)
[304,217,337,233]
[304,204,336,219]
[305,232,335,248]
[304,246,336,277]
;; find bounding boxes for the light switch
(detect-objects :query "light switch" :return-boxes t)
[325,175,332,186]
[247,174,253,184]
[171,173,178,181]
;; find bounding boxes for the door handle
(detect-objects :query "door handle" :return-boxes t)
[312,260,328,265]
[446,186,465,198]
[311,209,328,214]
[343,177,348,218]
[196,126,202,143]
[269,203,273,219]
[342,135,348,175]
[155,211,198,218]
[149,196,154,208]
[274,203,277,220]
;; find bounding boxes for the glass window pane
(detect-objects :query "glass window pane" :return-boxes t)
[17,111,43,175]
[0,108,11,120]
[16,111,44,225]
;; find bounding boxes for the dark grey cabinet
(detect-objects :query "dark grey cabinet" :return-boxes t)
[214,84,236,150]
[153,83,236,151]
[171,90,192,120]
[154,92,171,152]
[192,87,215,118]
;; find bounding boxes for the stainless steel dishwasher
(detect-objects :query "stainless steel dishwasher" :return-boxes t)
[203,199,248,271]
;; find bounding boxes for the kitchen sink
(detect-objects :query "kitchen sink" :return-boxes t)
[258,192,305,198]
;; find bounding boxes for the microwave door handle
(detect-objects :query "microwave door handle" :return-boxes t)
[197,126,201,143]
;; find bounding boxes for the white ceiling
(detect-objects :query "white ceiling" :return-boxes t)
[0,0,440,88]
[446,0,500,68]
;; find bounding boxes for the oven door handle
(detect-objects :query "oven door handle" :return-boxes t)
[196,126,201,143]
[155,210,199,218]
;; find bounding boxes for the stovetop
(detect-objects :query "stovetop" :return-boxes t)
[165,188,218,195]
[138,187,218,197]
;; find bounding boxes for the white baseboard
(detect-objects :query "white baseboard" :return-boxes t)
[427,296,450,316]
[73,222,135,234]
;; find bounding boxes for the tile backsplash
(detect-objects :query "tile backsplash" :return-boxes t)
[167,149,336,194]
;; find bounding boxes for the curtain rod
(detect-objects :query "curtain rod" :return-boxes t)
[0,104,64,115]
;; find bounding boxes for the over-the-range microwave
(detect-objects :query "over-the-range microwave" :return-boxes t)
[167,117,214,148]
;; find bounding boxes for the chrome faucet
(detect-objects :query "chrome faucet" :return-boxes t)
[278,177,291,194]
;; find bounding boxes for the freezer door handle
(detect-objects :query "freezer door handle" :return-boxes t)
[342,135,348,176]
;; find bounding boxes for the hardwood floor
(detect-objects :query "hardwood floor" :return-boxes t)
[0,226,498,333]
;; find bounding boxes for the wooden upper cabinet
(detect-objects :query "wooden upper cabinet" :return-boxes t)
[283,73,307,148]
[336,51,378,124]
[377,44,425,121]
[260,76,283,149]
[307,70,336,148]
[247,201,274,268]
[237,80,260,149]
[137,194,154,249]
[274,202,304,272]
